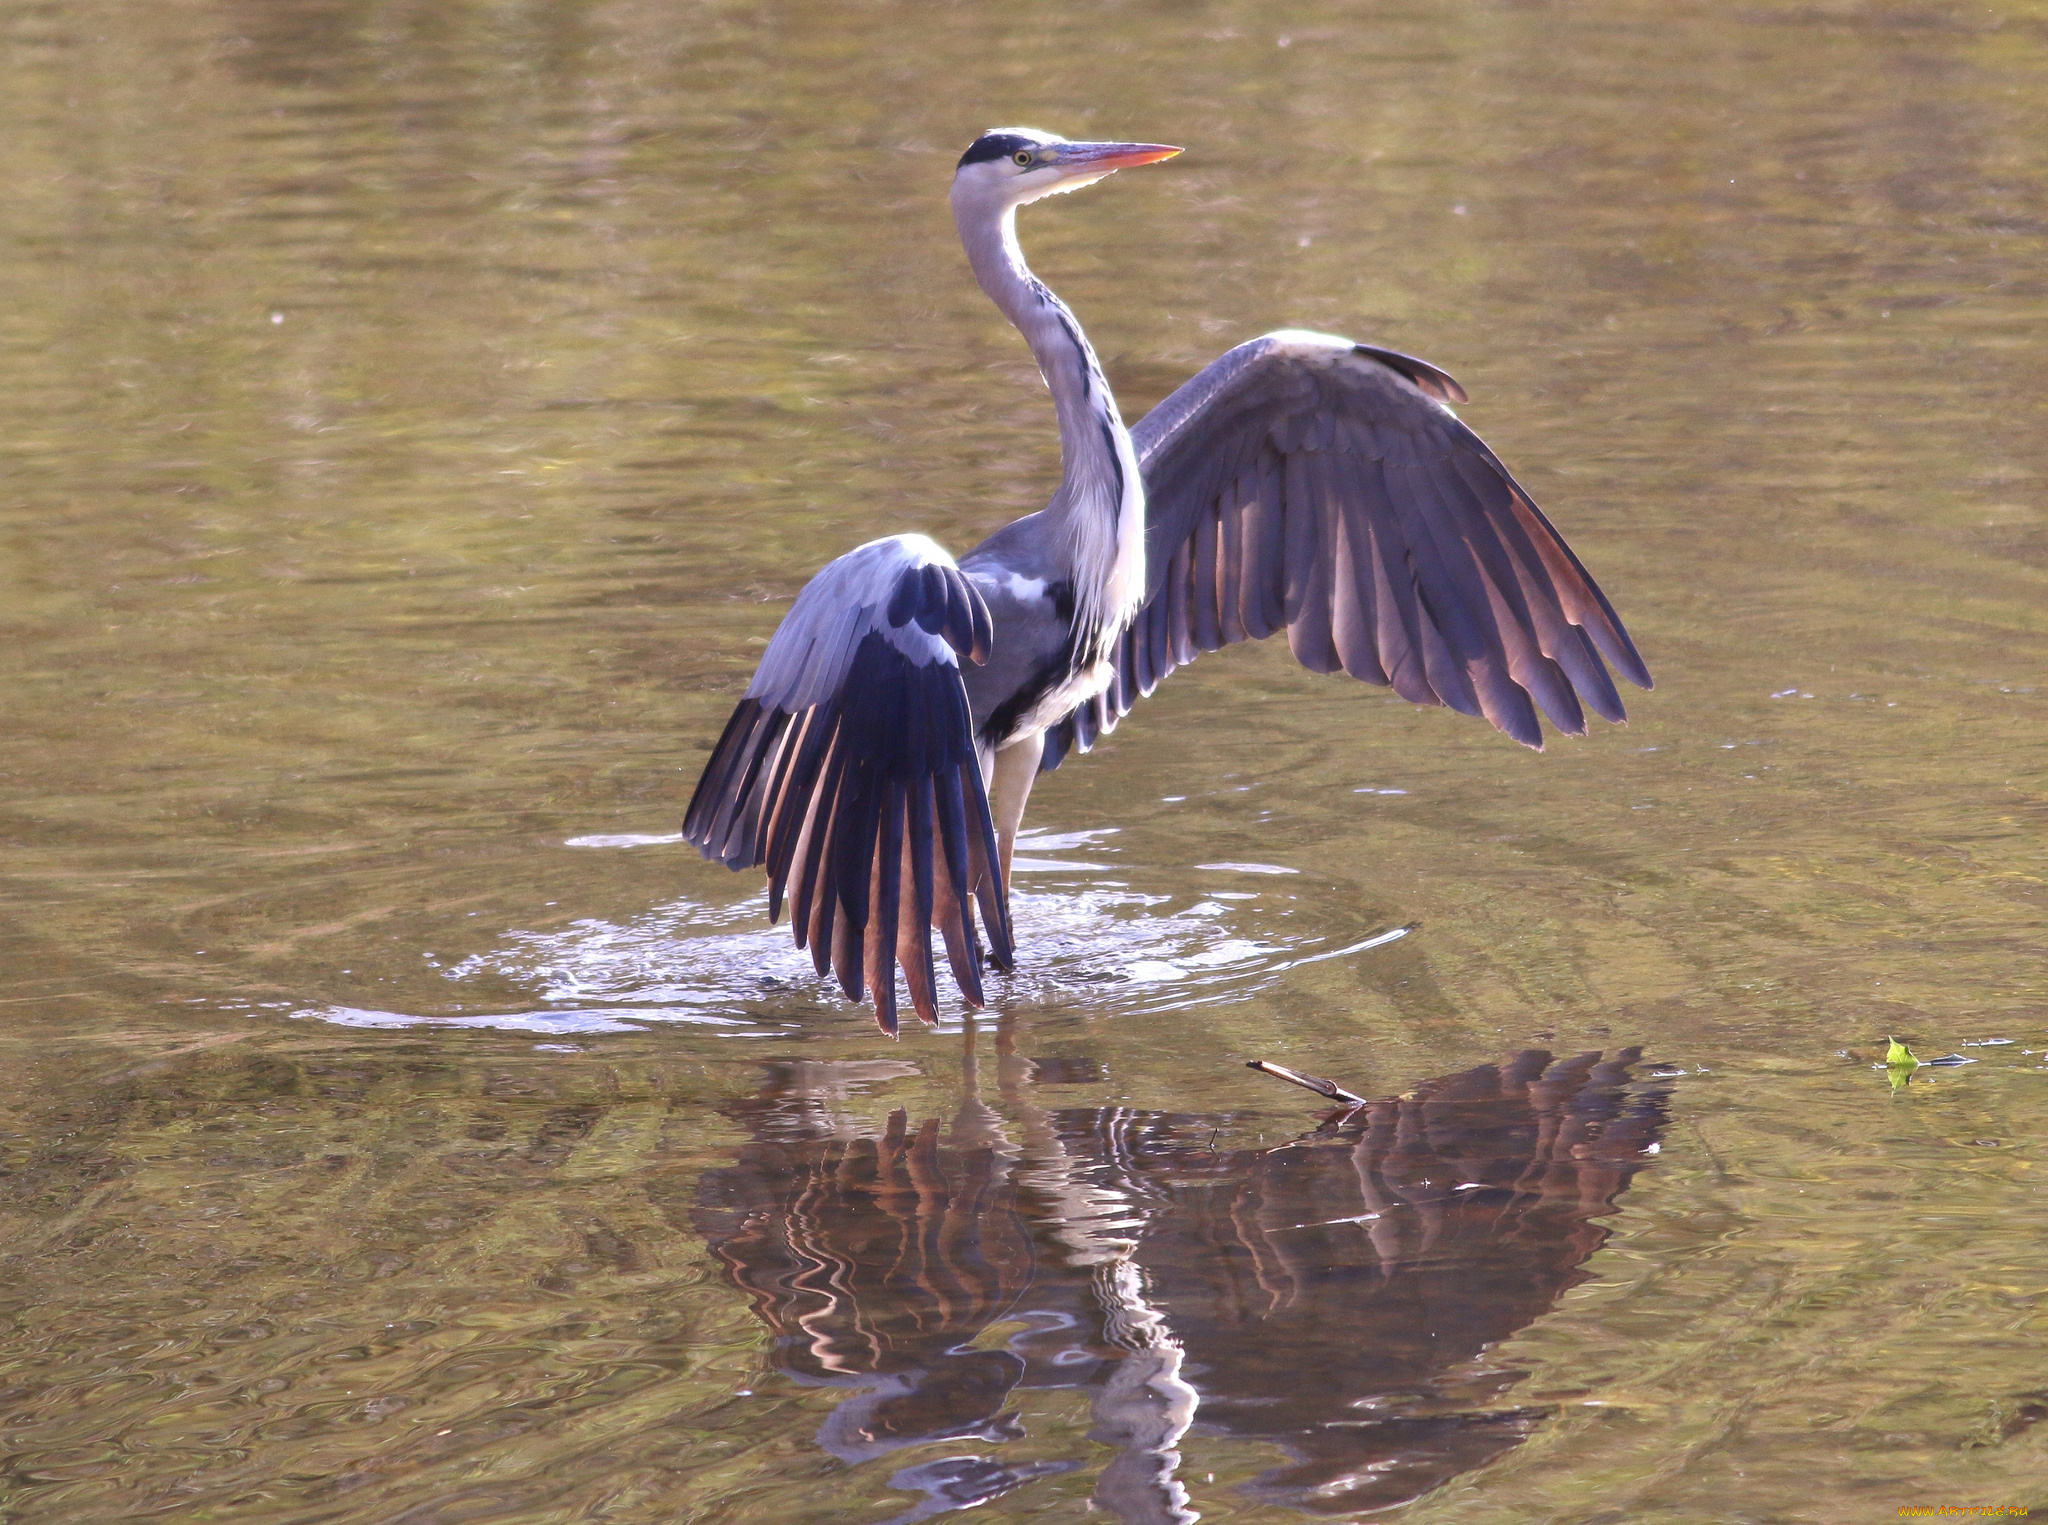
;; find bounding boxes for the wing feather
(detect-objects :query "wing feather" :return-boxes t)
[1435,466,1586,735]
[1165,538,1195,669]
[683,534,1009,1033]
[1415,582,1483,719]
[1283,450,1340,675]
[895,809,937,1030]
[1190,505,1222,652]
[961,758,1012,964]
[1360,470,1437,706]
[1392,462,1540,740]
[1079,330,1653,754]
[1242,457,1286,640]
[1217,479,1249,646]
[1330,481,1388,685]
[929,762,987,1006]
[863,785,904,1029]
[1134,585,1160,697]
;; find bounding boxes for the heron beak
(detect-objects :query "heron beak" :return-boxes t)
[1052,141,1184,175]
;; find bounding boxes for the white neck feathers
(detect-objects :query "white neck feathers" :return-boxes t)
[952,195,1146,637]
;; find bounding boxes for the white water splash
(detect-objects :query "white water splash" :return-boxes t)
[292,825,1409,1036]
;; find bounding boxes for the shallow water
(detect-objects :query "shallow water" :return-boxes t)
[3,1,2046,1520]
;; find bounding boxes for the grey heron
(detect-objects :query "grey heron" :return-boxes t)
[685,128,1652,1034]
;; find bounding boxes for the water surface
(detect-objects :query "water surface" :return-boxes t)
[3,1,2046,1520]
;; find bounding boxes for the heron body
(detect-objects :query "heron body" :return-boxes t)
[685,128,1653,1033]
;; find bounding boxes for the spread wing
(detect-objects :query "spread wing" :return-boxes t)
[684,534,1011,1034]
[1045,330,1651,764]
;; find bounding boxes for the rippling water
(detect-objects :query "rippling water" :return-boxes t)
[3,1,2047,1521]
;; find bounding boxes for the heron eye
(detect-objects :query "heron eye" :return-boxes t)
[1013,150,1032,167]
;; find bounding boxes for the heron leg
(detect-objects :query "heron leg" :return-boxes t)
[988,730,1045,894]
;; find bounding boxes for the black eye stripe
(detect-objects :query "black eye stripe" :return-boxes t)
[958,132,1039,169]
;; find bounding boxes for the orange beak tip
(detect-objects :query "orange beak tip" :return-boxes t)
[1066,142,1185,173]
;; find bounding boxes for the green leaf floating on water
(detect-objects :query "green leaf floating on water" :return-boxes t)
[1885,1037,1918,1093]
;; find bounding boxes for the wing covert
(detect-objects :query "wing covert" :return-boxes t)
[1048,331,1650,763]
[684,535,1009,1033]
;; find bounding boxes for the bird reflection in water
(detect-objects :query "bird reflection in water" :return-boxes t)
[690,1031,1671,1522]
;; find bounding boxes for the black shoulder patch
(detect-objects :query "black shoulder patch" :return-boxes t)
[958,132,1035,169]
[1047,579,1076,624]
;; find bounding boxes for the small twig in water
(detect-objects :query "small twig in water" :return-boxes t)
[1245,1059,1367,1107]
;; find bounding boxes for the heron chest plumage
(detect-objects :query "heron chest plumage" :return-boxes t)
[959,419,1147,757]
[959,573,1094,747]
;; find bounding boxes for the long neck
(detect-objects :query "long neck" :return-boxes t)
[957,200,1146,635]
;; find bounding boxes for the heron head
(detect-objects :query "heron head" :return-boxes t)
[951,128,1181,213]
